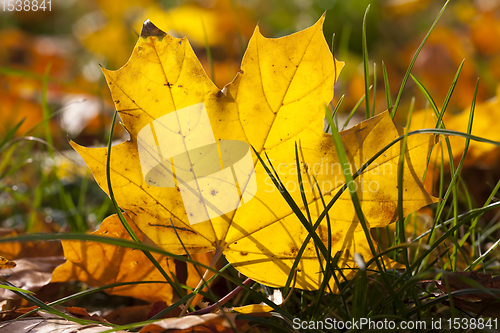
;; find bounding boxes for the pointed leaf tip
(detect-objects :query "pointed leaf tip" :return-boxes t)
[141,20,166,39]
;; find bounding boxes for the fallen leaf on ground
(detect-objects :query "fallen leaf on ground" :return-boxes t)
[51,215,174,303]
[437,271,500,300]
[0,306,38,321]
[0,315,126,333]
[104,301,182,325]
[139,313,237,333]
[0,305,108,323]
[0,256,65,301]
[434,271,500,317]
[72,17,439,290]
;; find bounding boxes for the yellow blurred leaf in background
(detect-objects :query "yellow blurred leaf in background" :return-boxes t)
[411,86,500,168]
[0,256,16,269]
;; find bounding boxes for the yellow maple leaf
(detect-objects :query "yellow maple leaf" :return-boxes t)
[51,215,174,303]
[70,17,439,290]
[411,86,500,169]
[51,214,215,303]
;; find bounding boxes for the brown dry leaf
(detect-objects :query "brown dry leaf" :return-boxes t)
[0,306,107,323]
[0,257,65,301]
[0,315,126,333]
[0,306,38,321]
[139,313,237,333]
[444,298,500,318]
[436,272,500,317]
[51,215,175,303]
[61,306,109,323]
[437,271,500,300]
[106,302,182,325]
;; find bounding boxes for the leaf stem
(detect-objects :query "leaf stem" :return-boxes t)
[180,246,224,316]
[186,278,253,316]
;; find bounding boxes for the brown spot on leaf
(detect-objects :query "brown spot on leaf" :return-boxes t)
[240,252,248,256]
[141,20,167,39]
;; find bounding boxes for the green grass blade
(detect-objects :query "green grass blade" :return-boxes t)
[295,143,312,224]
[382,61,392,112]
[326,105,407,316]
[342,90,368,130]
[410,74,440,119]
[0,276,115,327]
[397,97,415,272]
[17,280,171,320]
[441,59,465,116]
[105,111,184,299]
[371,62,377,117]
[0,285,35,294]
[394,202,498,285]
[449,78,477,270]
[253,149,332,296]
[0,118,25,150]
[362,5,371,119]
[325,94,345,133]
[467,238,500,271]
[0,232,293,320]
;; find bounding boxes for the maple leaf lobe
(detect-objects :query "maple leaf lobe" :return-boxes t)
[141,19,167,40]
